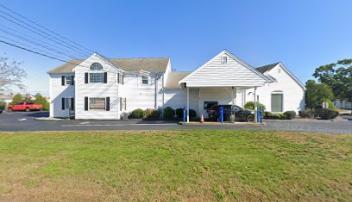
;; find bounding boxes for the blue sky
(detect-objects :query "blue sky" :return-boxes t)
[1,0,352,96]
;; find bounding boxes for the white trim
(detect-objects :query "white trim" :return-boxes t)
[179,50,271,84]
[274,63,306,90]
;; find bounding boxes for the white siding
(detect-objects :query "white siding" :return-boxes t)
[74,54,121,119]
[246,64,305,112]
[181,51,267,87]
[49,73,74,118]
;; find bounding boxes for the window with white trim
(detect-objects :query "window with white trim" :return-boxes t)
[65,76,73,85]
[89,98,105,110]
[89,73,105,83]
[142,76,149,85]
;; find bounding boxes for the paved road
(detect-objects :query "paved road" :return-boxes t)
[0,111,351,134]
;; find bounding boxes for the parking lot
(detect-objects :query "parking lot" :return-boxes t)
[0,111,351,134]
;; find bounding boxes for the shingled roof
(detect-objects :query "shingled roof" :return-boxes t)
[256,62,280,73]
[48,58,170,74]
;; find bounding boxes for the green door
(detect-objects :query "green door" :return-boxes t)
[271,94,283,112]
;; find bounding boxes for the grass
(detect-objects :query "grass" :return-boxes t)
[0,130,351,201]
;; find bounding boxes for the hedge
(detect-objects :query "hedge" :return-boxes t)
[144,108,161,120]
[244,101,266,111]
[163,107,175,120]
[130,108,144,119]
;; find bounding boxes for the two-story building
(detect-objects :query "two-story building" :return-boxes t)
[48,50,305,121]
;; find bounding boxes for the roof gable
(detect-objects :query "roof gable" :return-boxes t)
[179,50,270,87]
[258,62,305,90]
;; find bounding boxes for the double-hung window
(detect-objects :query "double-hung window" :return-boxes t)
[89,98,106,110]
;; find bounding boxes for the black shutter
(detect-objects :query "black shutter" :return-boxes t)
[84,97,88,111]
[117,73,120,84]
[122,74,124,84]
[71,76,75,85]
[104,72,107,83]
[119,97,122,111]
[85,73,88,83]
[61,76,65,86]
[124,98,127,110]
[61,98,65,110]
[106,97,110,111]
[71,98,74,110]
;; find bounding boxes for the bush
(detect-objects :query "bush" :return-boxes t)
[163,107,175,120]
[283,111,296,119]
[299,110,314,118]
[324,99,336,110]
[130,108,144,119]
[144,108,161,120]
[315,108,339,120]
[264,112,286,119]
[189,109,197,118]
[175,108,184,119]
[0,101,5,110]
[244,101,266,111]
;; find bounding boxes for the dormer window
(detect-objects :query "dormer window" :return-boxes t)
[221,56,227,64]
[90,62,103,71]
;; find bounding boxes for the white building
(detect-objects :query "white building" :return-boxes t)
[48,50,305,121]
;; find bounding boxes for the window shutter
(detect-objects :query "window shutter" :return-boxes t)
[106,97,110,111]
[122,75,124,84]
[84,73,88,83]
[124,98,127,110]
[104,72,107,83]
[84,97,88,111]
[61,97,65,110]
[71,76,75,85]
[61,76,65,86]
[117,73,120,83]
[71,98,74,110]
[119,97,122,111]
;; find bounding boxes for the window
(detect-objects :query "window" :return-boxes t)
[221,56,227,64]
[89,98,105,110]
[89,73,105,83]
[61,98,74,110]
[90,62,103,71]
[142,76,149,84]
[117,73,124,84]
[65,76,74,85]
[120,97,126,111]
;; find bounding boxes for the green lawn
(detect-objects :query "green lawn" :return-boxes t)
[0,130,351,201]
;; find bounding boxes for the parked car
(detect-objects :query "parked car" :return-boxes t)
[207,104,254,122]
[8,102,43,112]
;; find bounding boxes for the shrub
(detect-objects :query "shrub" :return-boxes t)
[315,108,339,120]
[175,108,184,119]
[299,110,314,118]
[144,108,160,120]
[324,99,336,110]
[264,112,286,119]
[283,111,296,119]
[189,109,197,118]
[130,108,144,119]
[163,107,175,120]
[244,101,266,111]
[0,101,5,110]
[176,108,197,120]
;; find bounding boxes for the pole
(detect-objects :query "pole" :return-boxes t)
[254,87,257,123]
[187,87,190,123]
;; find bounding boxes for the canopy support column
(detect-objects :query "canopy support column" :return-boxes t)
[186,87,190,123]
[254,87,257,123]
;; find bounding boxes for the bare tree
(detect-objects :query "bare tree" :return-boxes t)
[0,56,27,91]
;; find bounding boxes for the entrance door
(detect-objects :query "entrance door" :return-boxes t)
[271,94,283,112]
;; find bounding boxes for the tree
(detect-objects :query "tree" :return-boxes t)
[33,93,49,111]
[313,59,352,101]
[305,80,334,109]
[0,57,27,91]
[11,93,23,104]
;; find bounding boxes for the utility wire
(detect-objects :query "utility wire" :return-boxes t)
[0,25,81,60]
[0,3,94,54]
[0,12,89,58]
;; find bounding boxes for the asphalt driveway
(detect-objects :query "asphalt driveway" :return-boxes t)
[0,111,351,134]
